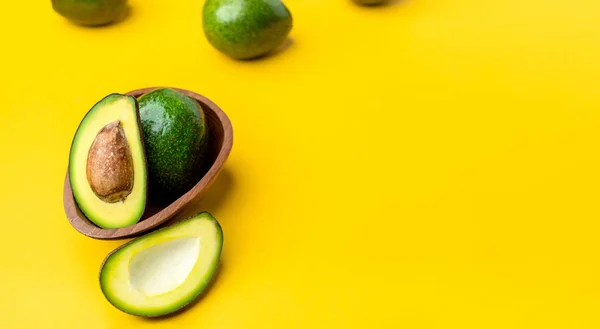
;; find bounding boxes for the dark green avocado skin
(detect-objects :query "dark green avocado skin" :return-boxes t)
[138,88,208,205]
[203,0,293,60]
[51,0,127,26]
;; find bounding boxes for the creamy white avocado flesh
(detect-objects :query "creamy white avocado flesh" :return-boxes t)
[68,93,147,228]
[99,212,223,317]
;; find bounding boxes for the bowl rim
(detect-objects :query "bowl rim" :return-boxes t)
[63,87,233,239]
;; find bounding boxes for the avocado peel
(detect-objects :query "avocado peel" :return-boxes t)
[99,212,223,317]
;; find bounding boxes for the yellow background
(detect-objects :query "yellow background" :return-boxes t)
[1,0,600,327]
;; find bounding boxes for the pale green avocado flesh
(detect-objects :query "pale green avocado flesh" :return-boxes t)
[68,93,147,229]
[99,212,223,317]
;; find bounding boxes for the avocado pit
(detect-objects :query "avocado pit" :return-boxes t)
[86,120,134,203]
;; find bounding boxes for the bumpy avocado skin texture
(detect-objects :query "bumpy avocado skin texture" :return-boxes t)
[138,89,208,204]
[52,0,127,26]
[203,0,293,60]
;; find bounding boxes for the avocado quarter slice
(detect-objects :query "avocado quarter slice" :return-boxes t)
[68,93,148,229]
[99,212,224,317]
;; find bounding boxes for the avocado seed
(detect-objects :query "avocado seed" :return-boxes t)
[86,121,134,203]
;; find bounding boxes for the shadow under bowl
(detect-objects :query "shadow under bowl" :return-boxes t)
[63,87,233,240]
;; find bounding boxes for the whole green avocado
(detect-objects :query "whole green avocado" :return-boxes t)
[203,0,293,60]
[51,0,127,26]
[138,88,209,204]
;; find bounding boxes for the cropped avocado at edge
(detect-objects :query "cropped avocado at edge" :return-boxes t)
[52,0,128,26]
[352,0,389,5]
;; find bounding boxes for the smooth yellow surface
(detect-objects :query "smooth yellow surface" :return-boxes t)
[1,0,600,327]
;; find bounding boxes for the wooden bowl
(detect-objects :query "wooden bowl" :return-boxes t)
[63,87,233,240]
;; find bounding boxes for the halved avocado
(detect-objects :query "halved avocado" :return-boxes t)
[68,93,147,229]
[99,212,223,317]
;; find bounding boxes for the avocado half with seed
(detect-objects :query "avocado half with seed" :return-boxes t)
[99,212,223,317]
[68,93,147,229]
